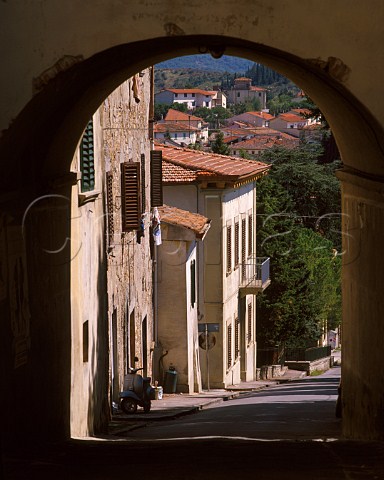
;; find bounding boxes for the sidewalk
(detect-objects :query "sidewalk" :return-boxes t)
[108,369,307,436]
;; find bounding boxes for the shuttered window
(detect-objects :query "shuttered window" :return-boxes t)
[226,225,232,274]
[235,317,240,359]
[106,172,114,245]
[141,154,146,213]
[247,302,252,345]
[190,260,196,307]
[150,150,163,207]
[248,213,253,257]
[80,119,95,192]
[121,162,141,231]
[241,218,246,281]
[227,323,232,370]
[234,220,239,268]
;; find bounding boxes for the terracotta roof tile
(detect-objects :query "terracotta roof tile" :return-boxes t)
[156,143,270,185]
[247,111,275,120]
[158,205,211,238]
[165,109,204,122]
[166,88,216,96]
[154,122,199,133]
[273,113,308,123]
[231,135,299,150]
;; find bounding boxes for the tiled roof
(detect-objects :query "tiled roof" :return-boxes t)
[247,111,275,120]
[273,113,308,123]
[156,143,270,185]
[158,205,211,239]
[222,126,294,139]
[154,122,199,133]
[165,109,204,122]
[166,88,216,96]
[249,86,267,92]
[230,135,299,150]
[290,108,312,117]
[162,161,203,183]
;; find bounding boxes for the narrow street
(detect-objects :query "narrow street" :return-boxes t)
[4,366,384,479]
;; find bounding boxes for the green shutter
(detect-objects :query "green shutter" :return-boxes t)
[80,120,95,192]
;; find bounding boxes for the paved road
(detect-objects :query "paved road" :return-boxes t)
[4,366,384,479]
[124,366,341,441]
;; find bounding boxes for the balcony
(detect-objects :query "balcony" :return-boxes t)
[239,256,271,296]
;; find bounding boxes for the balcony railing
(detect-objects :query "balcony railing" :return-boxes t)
[239,256,271,295]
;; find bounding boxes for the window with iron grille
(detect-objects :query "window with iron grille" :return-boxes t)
[248,213,253,257]
[226,225,232,274]
[234,220,239,268]
[150,150,163,207]
[235,317,240,359]
[247,302,252,345]
[190,260,196,307]
[241,218,246,282]
[121,162,141,231]
[80,119,95,192]
[227,323,232,370]
[106,172,114,245]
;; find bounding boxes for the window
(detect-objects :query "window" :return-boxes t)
[234,220,239,268]
[121,162,141,231]
[259,92,262,97]
[184,93,187,98]
[226,224,232,274]
[248,213,253,256]
[192,93,195,97]
[205,101,209,107]
[174,93,178,98]
[241,218,246,282]
[183,132,187,139]
[175,133,178,139]
[235,317,240,359]
[150,150,163,207]
[192,101,196,106]
[190,260,196,307]
[237,92,240,97]
[106,172,114,245]
[83,320,89,363]
[80,119,95,192]
[227,323,232,370]
[141,154,146,213]
[247,302,252,345]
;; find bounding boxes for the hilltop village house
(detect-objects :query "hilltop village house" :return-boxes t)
[225,111,275,128]
[69,70,163,436]
[153,121,200,146]
[157,143,271,389]
[164,109,209,143]
[270,112,309,137]
[225,77,267,109]
[155,88,218,110]
[229,134,299,158]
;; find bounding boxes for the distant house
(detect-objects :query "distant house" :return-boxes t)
[270,113,309,137]
[154,88,218,110]
[212,90,227,109]
[229,134,299,158]
[225,77,267,109]
[153,121,199,146]
[164,109,209,143]
[157,143,271,389]
[225,111,275,128]
[156,205,211,394]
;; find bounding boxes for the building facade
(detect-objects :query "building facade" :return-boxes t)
[225,78,267,109]
[158,144,270,388]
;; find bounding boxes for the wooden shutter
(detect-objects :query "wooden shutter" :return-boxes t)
[235,317,240,359]
[241,218,246,281]
[226,225,232,274]
[248,213,253,257]
[121,162,141,231]
[234,220,239,268]
[80,119,95,192]
[227,324,232,370]
[150,150,163,207]
[141,154,146,213]
[106,172,114,244]
[247,302,252,345]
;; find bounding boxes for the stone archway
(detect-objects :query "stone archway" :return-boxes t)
[2,29,384,442]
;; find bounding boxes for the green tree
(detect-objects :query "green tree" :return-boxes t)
[154,103,171,121]
[255,147,342,347]
[211,131,230,155]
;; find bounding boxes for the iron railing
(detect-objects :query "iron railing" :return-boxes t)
[240,256,270,289]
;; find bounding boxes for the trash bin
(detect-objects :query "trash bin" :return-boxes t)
[163,366,177,393]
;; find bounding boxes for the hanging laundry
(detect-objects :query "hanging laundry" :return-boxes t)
[152,207,162,246]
